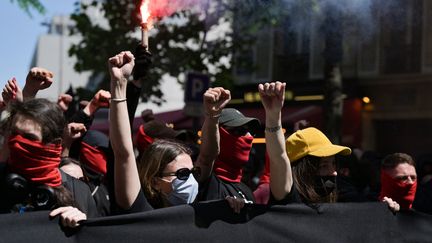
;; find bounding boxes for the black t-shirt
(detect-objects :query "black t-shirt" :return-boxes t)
[268,184,302,206]
[86,179,111,216]
[60,170,99,218]
[196,173,255,203]
[117,189,153,214]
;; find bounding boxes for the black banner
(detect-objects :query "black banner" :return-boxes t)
[1,201,431,243]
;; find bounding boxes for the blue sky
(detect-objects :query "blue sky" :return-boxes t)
[0,0,75,88]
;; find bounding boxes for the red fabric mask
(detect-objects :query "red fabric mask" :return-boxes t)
[379,171,417,210]
[135,125,154,153]
[8,135,62,187]
[80,142,107,175]
[214,127,253,183]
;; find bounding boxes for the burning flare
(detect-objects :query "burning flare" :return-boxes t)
[140,0,152,29]
[139,0,151,49]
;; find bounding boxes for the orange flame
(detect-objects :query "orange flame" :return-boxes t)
[140,0,152,29]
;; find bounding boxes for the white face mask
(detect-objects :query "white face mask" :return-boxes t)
[167,174,199,205]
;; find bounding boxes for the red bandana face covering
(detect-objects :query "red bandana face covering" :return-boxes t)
[379,171,417,210]
[214,127,253,183]
[135,125,154,153]
[8,135,62,187]
[80,142,107,175]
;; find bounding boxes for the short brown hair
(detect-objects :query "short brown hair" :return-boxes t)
[381,153,415,170]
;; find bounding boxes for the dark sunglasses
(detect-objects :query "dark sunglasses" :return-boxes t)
[160,167,201,180]
[224,126,252,137]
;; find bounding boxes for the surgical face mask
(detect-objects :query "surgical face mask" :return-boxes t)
[166,174,199,206]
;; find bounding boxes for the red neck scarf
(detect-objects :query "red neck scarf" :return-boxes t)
[135,125,154,153]
[80,142,107,175]
[214,127,253,183]
[8,135,62,187]
[379,171,417,210]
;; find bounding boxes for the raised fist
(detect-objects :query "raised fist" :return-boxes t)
[2,77,22,104]
[26,67,53,90]
[91,90,111,108]
[57,94,73,112]
[258,81,286,114]
[203,87,231,118]
[108,51,135,83]
[63,122,87,145]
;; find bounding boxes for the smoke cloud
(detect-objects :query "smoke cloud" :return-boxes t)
[148,0,203,19]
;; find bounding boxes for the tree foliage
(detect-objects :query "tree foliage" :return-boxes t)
[69,0,279,105]
[10,0,45,16]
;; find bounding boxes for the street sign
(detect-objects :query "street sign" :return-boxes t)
[184,73,210,117]
[184,73,210,103]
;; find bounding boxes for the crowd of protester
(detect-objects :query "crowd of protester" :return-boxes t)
[0,45,431,229]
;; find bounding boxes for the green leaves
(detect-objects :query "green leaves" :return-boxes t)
[68,0,276,104]
[10,0,45,17]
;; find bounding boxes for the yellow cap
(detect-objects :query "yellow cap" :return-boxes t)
[286,127,351,163]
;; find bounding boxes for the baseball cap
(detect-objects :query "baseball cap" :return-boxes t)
[219,108,260,131]
[143,120,181,139]
[286,127,351,163]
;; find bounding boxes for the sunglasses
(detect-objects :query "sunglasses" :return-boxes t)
[224,126,252,137]
[160,167,201,180]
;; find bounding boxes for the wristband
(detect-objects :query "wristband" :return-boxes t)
[110,98,127,102]
[265,125,281,133]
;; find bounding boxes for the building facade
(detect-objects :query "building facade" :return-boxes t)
[231,0,432,156]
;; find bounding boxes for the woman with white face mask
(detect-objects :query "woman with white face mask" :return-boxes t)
[137,139,199,208]
[108,51,243,213]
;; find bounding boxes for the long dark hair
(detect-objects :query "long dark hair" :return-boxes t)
[292,155,337,204]
[137,139,192,208]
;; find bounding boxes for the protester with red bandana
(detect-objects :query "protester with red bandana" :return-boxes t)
[196,108,260,203]
[380,153,417,211]
[0,98,96,227]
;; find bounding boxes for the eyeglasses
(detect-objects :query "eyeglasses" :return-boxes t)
[160,167,201,180]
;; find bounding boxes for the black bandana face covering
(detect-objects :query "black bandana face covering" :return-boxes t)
[314,176,336,197]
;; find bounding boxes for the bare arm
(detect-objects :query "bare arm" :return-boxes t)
[195,87,231,183]
[108,51,140,209]
[2,78,23,105]
[22,67,53,100]
[258,82,293,200]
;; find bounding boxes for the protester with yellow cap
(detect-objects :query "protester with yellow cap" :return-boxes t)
[258,81,351,204]
[258,82,401,211]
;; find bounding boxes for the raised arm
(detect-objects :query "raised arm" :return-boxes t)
[108,51,140,209]
[258,81,293,200]
[195,87,231,183]
[2,77,23,104]
[22,67,53,100]
[83,89,111,117]
[62,122,87,158]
